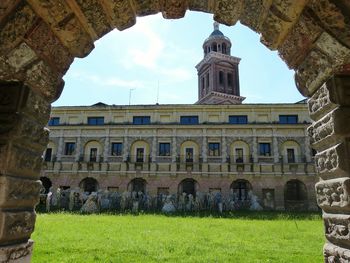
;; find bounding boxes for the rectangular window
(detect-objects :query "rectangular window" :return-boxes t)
[208,143,220,156]
[185,148,194,162]
[229,115,248,124]
[89,148,97,162]
[279,115,298,124]
[206,73,209,88]
[159,143,170,156]
[48,117,60,126]
[136,148,144,162]
[64,142,75,155]
[87,117,104,125]
[180,116,199,125]
[111,143,123,156]
[133,116,151,125]
[219,71,224,85]
[235,148,244,163]
[259,143,271,156]
[227,73,233,87]
[44,148,52,162]
[287,148,295,163]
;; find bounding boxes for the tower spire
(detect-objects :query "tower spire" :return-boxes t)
[213,21,219,31]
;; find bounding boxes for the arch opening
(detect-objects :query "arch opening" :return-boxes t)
[79,177,99,193]
[284,179,308,211]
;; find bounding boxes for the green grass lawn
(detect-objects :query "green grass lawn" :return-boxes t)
[32,212,324,263]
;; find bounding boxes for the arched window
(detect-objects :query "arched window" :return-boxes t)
[231,179,252,200]
[178,178,198,197]
[40,177,52,194]
[284,180,308,210]
[222,43,227,54]
[129,178,147,193]
[79,177,99,193]
[212,42,217,52]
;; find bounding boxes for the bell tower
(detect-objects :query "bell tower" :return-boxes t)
[195,22,245,105]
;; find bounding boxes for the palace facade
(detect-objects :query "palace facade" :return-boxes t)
[40,23,318,211]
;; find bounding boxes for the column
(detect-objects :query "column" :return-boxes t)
[171,135,177,162]
[56,132,64,161]
[0,83,51,261]
[74,129,82,162]
[122,128,129,162]
[221,129,227,162]
[272,131,279,163]
[202,128,207,162]
[103,128,110,161]
[304,131,311,163]
[252,129,258,163]
[151,135,157,162]
[308,75,350,261]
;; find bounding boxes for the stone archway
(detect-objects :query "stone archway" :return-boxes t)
[0,1,350,261]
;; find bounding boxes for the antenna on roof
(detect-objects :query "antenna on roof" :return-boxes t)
[129,88,135,105]
[156,80,160,105]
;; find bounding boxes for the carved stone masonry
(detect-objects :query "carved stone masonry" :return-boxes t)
[0,211,36,245]
[0,177,41,209]
[324,242,350,262]
[324,213,350,249]
[308,107,350,150]
[315,140,350,179]
[0,240,33,263]
[316,178,350,214]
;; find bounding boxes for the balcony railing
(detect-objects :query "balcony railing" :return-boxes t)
[127,155,151,163]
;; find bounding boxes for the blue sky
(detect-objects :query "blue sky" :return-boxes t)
[54,12,305,106]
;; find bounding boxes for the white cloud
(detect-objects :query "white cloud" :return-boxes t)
[159,67,192,81]
[67,70,144,89]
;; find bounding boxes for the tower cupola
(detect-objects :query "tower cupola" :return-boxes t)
[203,22,232,57]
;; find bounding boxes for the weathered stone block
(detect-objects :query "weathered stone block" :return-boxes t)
[25,20,74,74]
[213,0,243,26]
[308,107,350,150]
[315,140,350,179]
[188,0,211,13]
[0,240,33,263]
[0,143,43,179]
[131,0,162,16]
[308,76,350,121]
[0,211,36,244]
[324,242,350,262]
[278,12,322,69]
[162,0,187,19]
[6,42,37,72]
[0,3,37,53]
[240,0,272,32]
[310,0,350,49]
[324,213,350,249]
[295,49,333,97]
[0,176,41,209]
[26,0,94,57]
[25,60,64,103]
[99,0,136,31]
[72,0,111,38]
[316,178,350,214]
[260,0,308,50]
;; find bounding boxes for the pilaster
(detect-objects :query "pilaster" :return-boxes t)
[309,75,350,261]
